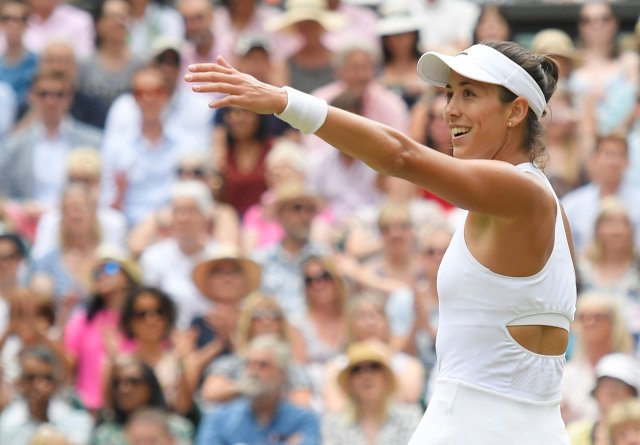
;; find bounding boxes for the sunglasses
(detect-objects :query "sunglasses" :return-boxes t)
[0,14,27,23]
[287,202,317,214]
[22,372,55,384]
[577,312,611,323]
[113,375,146,388]
[423,247,447,257]
[132,307,166,320]
[304,270,332,287]
[176,167,205,178]
[34,89,68,99]
[579,14,613,25]
[350,361,383,375]
[93,260,121,280]
[132,86,166,99]
[251,309,283,322]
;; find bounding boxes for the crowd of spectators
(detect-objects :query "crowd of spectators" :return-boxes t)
[1,0,640,444]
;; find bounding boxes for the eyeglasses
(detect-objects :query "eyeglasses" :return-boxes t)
[0,14,27,23]
[350,361,383,375]
[379,222,412,233]
[132,86,166,100]
[22,372,55,384]
[287,202,317,214]
[579,14,613,25]
[176,167,205,178]
[69,175,98,185]
[422,247,447,257]
[132,307,166,321]
[93,260,121,280]
[577,312,611,323]
[0,251,20,262]
[251,309,283,322]
[113,375,146,388]
[209,264,243,276]
[304,270,332,286]
[34,89,68,99]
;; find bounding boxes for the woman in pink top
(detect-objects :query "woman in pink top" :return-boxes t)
[64,248,140,412]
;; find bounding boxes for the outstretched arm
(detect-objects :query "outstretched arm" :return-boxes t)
[185,58,550,218]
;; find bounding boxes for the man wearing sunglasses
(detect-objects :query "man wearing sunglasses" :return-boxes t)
[0,346,93,445]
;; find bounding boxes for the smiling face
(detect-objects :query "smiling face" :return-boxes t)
[445,71,515,160]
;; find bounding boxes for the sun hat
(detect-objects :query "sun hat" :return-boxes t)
[192,244,261,301]
[272,181,321,213]
[376,0,421,36]
[417,43,547,118]
[150,36,182,60]
[234,34,272,57]
[337,340,397,395]
[593,353,640,396]
[266,0,346,33]
[530,29,580,63]
[95,245,142,285]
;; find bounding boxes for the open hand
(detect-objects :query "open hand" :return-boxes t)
[184,56,288,115]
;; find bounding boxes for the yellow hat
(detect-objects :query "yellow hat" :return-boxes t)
[266,0,346,33]
[337,340,396,395]
[95,245,142,285]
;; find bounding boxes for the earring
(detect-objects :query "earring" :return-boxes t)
[507,121,513,127]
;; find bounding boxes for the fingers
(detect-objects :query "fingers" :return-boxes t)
[187,62,235,75]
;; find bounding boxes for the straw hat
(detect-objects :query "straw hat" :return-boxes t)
[530,29,580,62]
[95,245,142,285]
[192,244,261,301]
[337,340,397,395]
[272,181,321,213]
[376,0,421,36]
[266,0,346,33]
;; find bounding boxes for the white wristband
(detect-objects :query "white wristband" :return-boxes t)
[274,86,328,134]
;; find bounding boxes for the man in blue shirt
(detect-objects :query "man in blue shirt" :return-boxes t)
[196,335,320,445]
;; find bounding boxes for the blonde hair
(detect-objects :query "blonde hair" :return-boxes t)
[28,425,69,445]
[303,255,347,313]
[345,292,390,345]
[607,399,640,443]
[59,184,101,250]
[66,147,101,178]
[574,292,634,357]
[235,293,290,351]
[585,197,635,262]
[377,201,412,230]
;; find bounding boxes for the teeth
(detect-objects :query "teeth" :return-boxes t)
[451,127,471,137]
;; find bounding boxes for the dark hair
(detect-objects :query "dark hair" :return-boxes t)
[92,0,132,47]
[225,109,270,146]
[381,31,421,64]
[120,287,176,339]
[86,264,139,322]
[19,345,61,381]
[482,41,559,168]
[472,4,512,44]
[110,358,167,424]
[0,233,27,258]
[330,92,364,115]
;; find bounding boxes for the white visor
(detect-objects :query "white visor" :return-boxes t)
[417,44,546,118]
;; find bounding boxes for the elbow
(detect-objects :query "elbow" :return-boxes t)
[377,131,413,177]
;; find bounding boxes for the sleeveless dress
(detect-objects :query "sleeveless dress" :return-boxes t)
[408,163,576,445]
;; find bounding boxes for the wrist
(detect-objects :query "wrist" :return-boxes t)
[274,86,328,134]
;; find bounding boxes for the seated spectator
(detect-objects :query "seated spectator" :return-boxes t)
[128,152,240,258]
[119,287,194,416]
[0,233,29,330]
[76,0,145,109]
[562,293,635,423]
[31,148,127,261]
[253,181,326,319]
[31,184,102,301]
[36,40,109,129]
[187,245,261,387]
[578,198,640,301]
[195,334,320,445]
[0,68,102,216]
[567,353,640,445]
[0,345,93,445]
[63,247,141,413]
[200,294,310,409]
[266,0,343,94]
[125,408,180,445]
[323,293,424,411]
[472,3,511,44]
[23,0,94,58]
[325,0,379,54]
[139,181,221,329]
[410,0,479,52]
[127,0,184,59]
[94,356,193,445]
[562,134,640,255]
[322,340,422,445]
[376,0,424,109]
[530,28,580,86]
[607,399,640,445]
[0,0,38,118]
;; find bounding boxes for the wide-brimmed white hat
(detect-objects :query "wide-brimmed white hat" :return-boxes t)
[376,0,421,36]
[417,43,547,118]
[266,0,346,33]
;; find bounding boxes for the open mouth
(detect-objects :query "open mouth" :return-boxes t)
[450,127,471,138]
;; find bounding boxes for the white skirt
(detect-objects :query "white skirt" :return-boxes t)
[407,378,570,445]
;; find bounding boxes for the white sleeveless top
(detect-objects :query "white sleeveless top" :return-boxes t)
[435,163,577,403]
